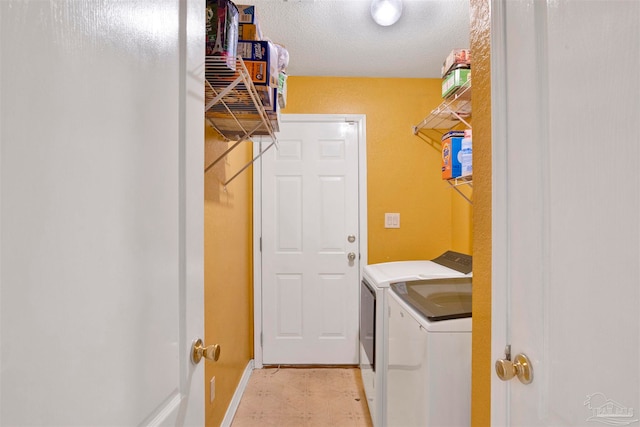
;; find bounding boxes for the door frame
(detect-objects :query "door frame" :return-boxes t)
[490,0,509,424]
[252,113,368,368]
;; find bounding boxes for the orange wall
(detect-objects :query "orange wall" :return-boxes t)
[470,0,492,425]
[285,77,473,262]
[204,125,254,426]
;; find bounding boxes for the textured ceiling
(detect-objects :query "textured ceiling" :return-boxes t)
[244,0,470,78]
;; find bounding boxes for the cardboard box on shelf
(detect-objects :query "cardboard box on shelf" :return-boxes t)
[237,40,278,88]
[239,23,261,41]
[256,86,278,116]
[442,68,471,99]
[206,91,279,137]
[256,86,273,110]
[441,130,472,180]
[441,48,471,77]
[205,0,239,70]
[237,4,258,24]
[442,136,460,180]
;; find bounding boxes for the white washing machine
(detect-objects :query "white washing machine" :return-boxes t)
[386,277,472,427]
[359,251,471,427]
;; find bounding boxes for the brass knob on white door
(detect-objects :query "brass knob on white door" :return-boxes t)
[191,338,221,364]
[495,353,533,384]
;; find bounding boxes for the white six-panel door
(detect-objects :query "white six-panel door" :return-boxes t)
[0,1,205,425]
[492,1,640,425]
[260,115,363,365]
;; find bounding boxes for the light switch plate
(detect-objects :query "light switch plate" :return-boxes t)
[385,213,400,228]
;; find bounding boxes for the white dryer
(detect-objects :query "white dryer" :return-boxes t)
[359,251,471,427]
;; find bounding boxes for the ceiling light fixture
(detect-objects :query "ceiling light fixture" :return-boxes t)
[370,0,403,26]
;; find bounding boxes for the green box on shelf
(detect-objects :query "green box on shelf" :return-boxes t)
[442,69,471,99]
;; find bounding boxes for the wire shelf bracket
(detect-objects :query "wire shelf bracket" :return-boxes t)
[446,177,473,204]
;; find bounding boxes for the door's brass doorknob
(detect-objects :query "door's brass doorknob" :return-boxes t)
[191,338,221,364]
[495,353,533,384]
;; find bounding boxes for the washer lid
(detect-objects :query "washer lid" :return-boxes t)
[391,277,472,321]
[363,260,470,288]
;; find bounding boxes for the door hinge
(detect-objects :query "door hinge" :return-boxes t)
[260,332,263,346]
[504,344,512,361]
[259,237,262,252]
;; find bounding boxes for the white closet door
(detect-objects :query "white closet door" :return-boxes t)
[0,1,205,425]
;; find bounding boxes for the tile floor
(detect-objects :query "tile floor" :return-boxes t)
[230,367,373,427]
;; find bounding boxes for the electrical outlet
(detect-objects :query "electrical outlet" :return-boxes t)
[385,213,400,228]
[210,376,216,403]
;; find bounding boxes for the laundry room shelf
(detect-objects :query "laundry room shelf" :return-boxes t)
[412,79,473,204]
[412,79,471,139]
[204,55,279,188]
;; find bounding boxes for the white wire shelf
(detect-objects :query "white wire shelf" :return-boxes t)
[412,79,472,136]
[204,55,279,188]
[413,79,473,204]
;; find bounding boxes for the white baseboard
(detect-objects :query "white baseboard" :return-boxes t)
[221,359,255,427]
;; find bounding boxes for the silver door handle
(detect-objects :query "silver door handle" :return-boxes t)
[348,252,356,262]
